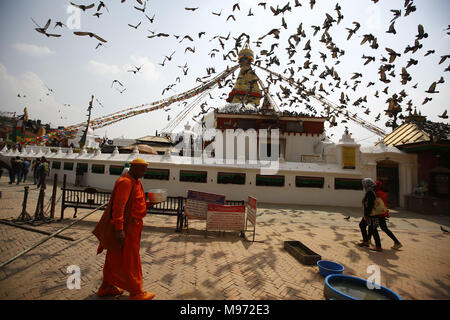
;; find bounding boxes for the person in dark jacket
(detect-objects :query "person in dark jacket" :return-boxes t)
[9,157,20,184]
[358,178,382,251]
[32,158,40,184]
[36,157,49,189]
[15,157,23,185]
[0,158,11,180]
[22,158,31,182]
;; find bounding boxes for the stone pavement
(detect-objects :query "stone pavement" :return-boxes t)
[0,178,449,300]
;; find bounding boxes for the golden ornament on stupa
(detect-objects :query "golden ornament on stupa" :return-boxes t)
[226,42,262,106]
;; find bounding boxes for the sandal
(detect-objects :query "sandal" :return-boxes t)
[357,241,370,247]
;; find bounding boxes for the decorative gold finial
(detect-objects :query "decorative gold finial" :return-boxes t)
[238,41,254,63]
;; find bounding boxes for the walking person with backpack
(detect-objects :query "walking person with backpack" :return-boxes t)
[370,180,403,250]
[358,178,383,252]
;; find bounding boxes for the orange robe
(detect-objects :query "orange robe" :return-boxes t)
[99,173,147,294]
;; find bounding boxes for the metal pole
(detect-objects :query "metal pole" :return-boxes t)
[60,174,67,221]
[50,173,58,220]
[16,186,32,222]
[33,184,46,223]
[0,203,107,269]
[0,219,75,241]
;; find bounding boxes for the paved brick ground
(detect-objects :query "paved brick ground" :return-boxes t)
[0,178,449,300]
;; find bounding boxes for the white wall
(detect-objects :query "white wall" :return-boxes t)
[0,141,417,208]
[285,134,322,162]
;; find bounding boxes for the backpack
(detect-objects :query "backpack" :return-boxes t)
[370,196,388,216]
[42,162,50,174]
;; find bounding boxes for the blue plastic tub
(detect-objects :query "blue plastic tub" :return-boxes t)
[317,260,344,277]
[324,274,402,300]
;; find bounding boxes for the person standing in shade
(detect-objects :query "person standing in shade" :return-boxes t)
[22,158,31,182]
[9,157,17,184]
[32,158,40,184]
[358,178,383,252]
[37,157,49,189]
[95,158,156,300]
[14,157,23,185]
[0,157,10,181]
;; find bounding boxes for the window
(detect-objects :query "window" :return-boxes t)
[145,168,170,180]
[217,172,246,185]
[342,147,356,169]
[108,165,123,175]
[92,164,105,174]
[236,119,256,130]
[180,170,207,183]
[335,178,363,190]
[296,176,324,188]
[52,161,61,169]
[286,121,304,133]
[256,174,285,187]
[64,162,74,171]
[76,163,88,173]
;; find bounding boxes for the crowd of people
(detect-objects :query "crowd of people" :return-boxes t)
[1,156,50,189]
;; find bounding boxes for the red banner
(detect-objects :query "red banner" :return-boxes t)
[206,204,246,232]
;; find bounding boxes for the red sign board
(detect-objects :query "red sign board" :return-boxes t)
[206,204,246,232]
[185,190,226,219]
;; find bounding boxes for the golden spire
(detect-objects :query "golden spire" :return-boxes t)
[226,42,262,106]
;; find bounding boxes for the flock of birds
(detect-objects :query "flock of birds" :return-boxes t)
[28,0,449,133]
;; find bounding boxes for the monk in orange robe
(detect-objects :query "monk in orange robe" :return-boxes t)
[96,158,155,300]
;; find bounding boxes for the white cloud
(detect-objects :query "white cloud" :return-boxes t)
[87,60,121,76]
[123,55,160,84]
[11,43,54,57]
[86,56,159,84]
[0,64,63,125]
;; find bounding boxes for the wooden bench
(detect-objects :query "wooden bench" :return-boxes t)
[59,175,243,233]
[60,176,185,231]
[60,187,111,220]
[147,196,185,232]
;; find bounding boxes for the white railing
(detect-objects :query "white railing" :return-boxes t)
[300,154,324,163]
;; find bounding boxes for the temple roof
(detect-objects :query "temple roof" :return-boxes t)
[382,119,450,147]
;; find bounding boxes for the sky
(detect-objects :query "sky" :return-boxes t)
[0,0,449,146]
